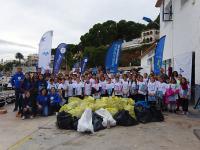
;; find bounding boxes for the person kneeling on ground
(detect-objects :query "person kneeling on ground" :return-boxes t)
[21,91,34,120]
[36,88,50,117]
[48,87,62,114]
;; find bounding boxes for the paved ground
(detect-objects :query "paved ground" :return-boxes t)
[0,104,200,150]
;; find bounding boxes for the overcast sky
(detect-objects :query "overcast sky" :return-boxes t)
[0,0,159,60]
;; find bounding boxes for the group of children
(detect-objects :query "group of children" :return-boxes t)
[11,67,190,120]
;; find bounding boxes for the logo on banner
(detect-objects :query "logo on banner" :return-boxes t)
[180,68,184,74]
[60,48,66,54]
[84,58,88,63]
[42,51,49,56]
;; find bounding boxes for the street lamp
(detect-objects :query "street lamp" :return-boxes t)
[142,17,160,27]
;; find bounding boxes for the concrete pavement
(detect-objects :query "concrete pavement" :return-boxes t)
[0,104,200,150]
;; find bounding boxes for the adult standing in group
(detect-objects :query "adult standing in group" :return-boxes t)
[11,67,25,114]
[160,68,169,83]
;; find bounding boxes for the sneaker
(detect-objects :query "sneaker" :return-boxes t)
[21,116,25,120]
[30,116,34,119]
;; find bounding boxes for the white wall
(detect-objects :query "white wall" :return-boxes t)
[141,50,155,75]
[159,0,200,84]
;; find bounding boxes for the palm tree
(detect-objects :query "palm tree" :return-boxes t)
[15,52,24,64]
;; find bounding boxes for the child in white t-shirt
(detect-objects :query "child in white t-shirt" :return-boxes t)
[129,75,138,100]
[114,77,123,97]
[122,75,129,98]
[99,76,107,97]
[92,78,101,99]
[156,76,167,110]
[106,78,114,97]
[147,76,157,106]
[74,78,84,99]
[84,77,92,96]
[67,78,75,99]
[136,75,147,101]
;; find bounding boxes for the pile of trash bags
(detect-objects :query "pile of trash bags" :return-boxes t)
[57,97,164,133]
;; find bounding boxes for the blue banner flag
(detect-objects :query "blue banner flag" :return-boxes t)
[143,17,153,23]
[53,43,68,74]
[154,36,166,75]
[105,40,123,74]
[81,57,88,74]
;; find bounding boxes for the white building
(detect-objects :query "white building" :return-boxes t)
[26,54,38,66]
[140,43,156,74]
[121,38,142,50]
[141,29,160,44]
[156,0,200,85]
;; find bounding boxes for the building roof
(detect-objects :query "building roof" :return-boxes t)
[140,42,157,59]
[155,0,163,7]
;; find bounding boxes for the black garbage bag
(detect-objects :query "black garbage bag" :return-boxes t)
[92,113,105,132]
[114,110,138,126]
[72,117,79,130]
[134,105,152,123]
[150,107,164,122]
[57,111,73,130]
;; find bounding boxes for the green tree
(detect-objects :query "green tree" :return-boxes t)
[80,20,146,47]
[15,52,24,64]
[0,64,3,71]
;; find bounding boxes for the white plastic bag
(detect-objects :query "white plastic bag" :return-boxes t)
[95,108,116,128]
[77,109,94,133]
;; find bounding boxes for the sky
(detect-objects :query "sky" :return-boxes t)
[0,0,159,61]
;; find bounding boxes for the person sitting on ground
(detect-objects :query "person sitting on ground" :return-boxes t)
[36,88,50,117]
[21,91,34,120]
[48,87,62,114]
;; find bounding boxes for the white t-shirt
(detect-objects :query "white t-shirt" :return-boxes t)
[74,82,84,96]
[111,78,116,84]
[106,83,114,95]
[114,82,123,96]
[156,82,167,95]
[130,81,138,95]
[67,83,75,97]
[92,83,100,91]
[47,83,55,90]
[144,78,149,84]
[58,83,66,90]
[99,81,107,94]
[84,83,92,96]
[89,78,95,86]
[138,81,147,95]
[148,82,157,95]
[122,80,129,94]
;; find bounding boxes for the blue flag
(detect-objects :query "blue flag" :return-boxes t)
[154,36,166,75]
[81,57,88,74]
[53,43,68,74]
[105,40,123,74]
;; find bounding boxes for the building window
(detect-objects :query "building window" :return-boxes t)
[150,37,153,42]
[155,31,159,34]
[162,0,173,21]
[150,31,153,35]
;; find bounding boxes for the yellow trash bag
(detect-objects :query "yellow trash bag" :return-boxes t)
[68,107,85,118]
[68,97,82,103]
[94,100,108,110]
[84,96,95,103]
[59,104,69,112]
[105,107,118,116]
[127,98,135,105]
[124,105,136,119]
